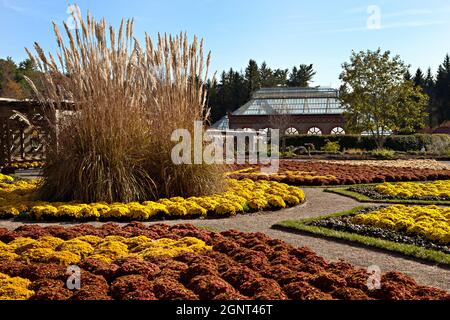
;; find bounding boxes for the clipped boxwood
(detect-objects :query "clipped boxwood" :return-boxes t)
[285,134,450,152]
[384,134,450,152]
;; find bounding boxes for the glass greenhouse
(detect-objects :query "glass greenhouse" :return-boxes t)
[232,87,344,116]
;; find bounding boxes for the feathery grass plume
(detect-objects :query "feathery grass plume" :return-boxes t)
[26,9,225,203]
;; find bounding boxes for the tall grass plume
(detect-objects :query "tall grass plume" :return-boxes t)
[26,10,225,203]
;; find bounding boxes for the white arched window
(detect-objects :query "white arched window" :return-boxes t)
[331,127,345,135]
[307,127,322,135]
[285,127,299,135]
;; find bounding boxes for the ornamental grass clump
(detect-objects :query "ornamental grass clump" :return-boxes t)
[26,10,225,203]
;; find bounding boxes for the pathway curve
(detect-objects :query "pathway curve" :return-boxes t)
[1,188,449,291]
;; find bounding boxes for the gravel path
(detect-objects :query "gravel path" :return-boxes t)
[1,188,449,291]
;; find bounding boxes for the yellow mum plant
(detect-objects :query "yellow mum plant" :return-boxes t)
[0,273,34,300]
[0,174,14,183]
[375,181,450,199]
[353,205,450,244]
[2,235,211,265]
[0,178,305,221]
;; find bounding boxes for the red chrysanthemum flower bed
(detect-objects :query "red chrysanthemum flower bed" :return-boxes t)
[229,161,450,186]
[0,223,448,300]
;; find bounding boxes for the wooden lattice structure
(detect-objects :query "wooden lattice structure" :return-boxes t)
[0,98,54,167]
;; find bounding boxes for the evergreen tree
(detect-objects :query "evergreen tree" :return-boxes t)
[272,68,288,86]
[288,66,298,86]
[206,78,220,124]
[244,60,260,95]
[288,64,316,87]
[413,68,425,88]
[205,60,317,125]
[435,54,450,123]
[423,68,437,127]
[425,68,435,88]
[297,64,316,87]
[408,55,450,126]
[404,69,412,81]
[259,62,274,87]
[218,70,233,113]
[18,59,42,96]
[231,70,248,109]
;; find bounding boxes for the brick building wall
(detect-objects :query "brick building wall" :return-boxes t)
[228,114,345,135]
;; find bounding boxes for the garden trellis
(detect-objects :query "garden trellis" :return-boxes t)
[0,98,73,167]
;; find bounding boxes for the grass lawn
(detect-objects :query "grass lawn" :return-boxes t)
[325,188,450,206]
[274,207,450,266]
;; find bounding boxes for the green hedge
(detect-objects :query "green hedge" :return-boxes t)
[284,134,450,152]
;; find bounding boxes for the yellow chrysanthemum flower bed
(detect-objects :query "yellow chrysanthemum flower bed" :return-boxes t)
[0,273,34,300]
[0,174,14,183]
[0,175,305,221]
[227,168,337,183]
[0,236,211,265]
[352,205,450,244]
[9,161,46,169]
[375,181,450,199]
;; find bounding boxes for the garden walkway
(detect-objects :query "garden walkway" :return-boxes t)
[1,187,449,291]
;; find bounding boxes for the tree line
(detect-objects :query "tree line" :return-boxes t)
[206,55,450,128]
[406,54,450,127]
[1,54,449,131]
[0,57,41,99]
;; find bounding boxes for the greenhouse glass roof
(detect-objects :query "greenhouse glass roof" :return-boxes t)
[210,115,229,130]
[232,87,344,116]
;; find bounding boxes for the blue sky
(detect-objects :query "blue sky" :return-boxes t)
[1,0,449,87]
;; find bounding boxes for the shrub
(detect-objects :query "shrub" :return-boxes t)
[285,134,450,153]
[343,148,364,155]
[384,135,424,152]
[281,147,297,158]
[285,135,362,151]
[26,12,225,203]
[371,149,395,159]
[424,135,450,154]
[322,141,341,153]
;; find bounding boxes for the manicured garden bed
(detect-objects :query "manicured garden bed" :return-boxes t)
[281,153,450,161]
[9,161,46,170]
[275,206,450,265]
[327,181,450,205]
[318,160,450,170]
[0,176,305,221]
[228,160,450,186]
[0,223,448,300]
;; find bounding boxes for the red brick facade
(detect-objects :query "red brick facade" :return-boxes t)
[228,113,346,135]
[433,121,450,134]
